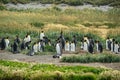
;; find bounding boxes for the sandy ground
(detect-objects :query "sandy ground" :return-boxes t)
[0,50,120,71]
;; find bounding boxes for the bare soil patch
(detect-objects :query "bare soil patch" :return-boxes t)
[0,50,120,70]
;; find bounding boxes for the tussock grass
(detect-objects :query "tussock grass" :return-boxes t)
[0,8,120,39]
[99,70,120,80]
[0,60,106,80]
[61,53,120,63]
[30,22,44,29]
[0,8,120,38]
[0,8,119,26]
[0,60,120,80]
[107,28,120,42]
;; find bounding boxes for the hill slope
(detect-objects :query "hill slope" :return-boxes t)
[0,0,120,7]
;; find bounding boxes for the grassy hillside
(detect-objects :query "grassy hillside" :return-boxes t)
[0,60,120,80]
[0,0,120,7]
[0,7,120,42]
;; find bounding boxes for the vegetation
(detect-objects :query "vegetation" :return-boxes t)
[0,8,120,40]
[99,70,120,80]
[0,0,31,4]
[0,0,120,7]
[0,60,120,80]
[107,29,120,43]
[61,53,120,63]
[0,3,6,10]
[0,1,120,79]
[82,22,120,28]
[0,3,120,57]
[30,22,44,29]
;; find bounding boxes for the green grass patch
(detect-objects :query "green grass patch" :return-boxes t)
[0,60,29,68]
[0,60,120,80]
[30,22,44,29]
[0,60,105,73]
[61,53,120,63]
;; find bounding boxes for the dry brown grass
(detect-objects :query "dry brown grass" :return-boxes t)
[0,10,119,39]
